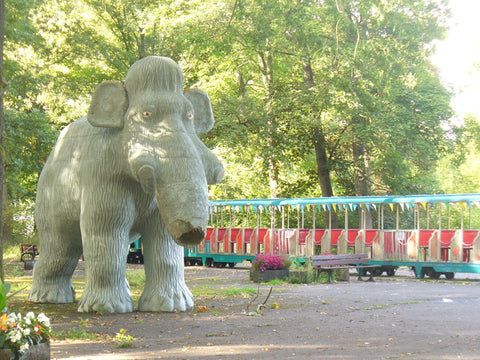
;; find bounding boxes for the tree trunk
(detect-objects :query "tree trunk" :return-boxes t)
[0,0,6,281]
[302,59,315,88]
[236,71,248,124]
[353,141,368,196]
[352,121,372,228]
[303,58,338,228]
[313,127,338,228]
[258,41,279,198]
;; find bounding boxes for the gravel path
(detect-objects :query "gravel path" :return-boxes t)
[50,266,480,360]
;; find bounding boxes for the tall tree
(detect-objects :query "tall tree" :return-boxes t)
[0,0,5,280]
[1,0,457,244]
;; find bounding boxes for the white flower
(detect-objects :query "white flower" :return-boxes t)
[7,313,18,323]
[23,328,31,336]
[6,314,16,326]
[19,342,30,353]
[9,330,22,343]
[25,312,35,320]
[37,313,50,327]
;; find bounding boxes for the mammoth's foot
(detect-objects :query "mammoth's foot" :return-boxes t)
[138,283,194,312]
[78,286,133,313]
[29,280,75,304]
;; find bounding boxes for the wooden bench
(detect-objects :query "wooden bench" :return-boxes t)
[311,253,379,283]
[20,243,39,263]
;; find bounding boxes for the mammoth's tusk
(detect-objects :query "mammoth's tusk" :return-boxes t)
[137,165,156,194]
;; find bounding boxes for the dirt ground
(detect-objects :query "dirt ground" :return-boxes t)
[47,265,480,360]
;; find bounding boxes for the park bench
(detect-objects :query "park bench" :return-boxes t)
[20,243,39,263]
[20,243,40,270]
[311,253,380,283]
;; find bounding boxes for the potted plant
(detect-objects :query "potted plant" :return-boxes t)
[0,281,51,360]
[250,253,291,283]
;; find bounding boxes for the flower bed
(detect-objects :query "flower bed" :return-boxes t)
[0,281,51,359]
[250,253,290,283]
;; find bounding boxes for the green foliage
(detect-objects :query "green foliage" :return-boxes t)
[437,115,480,196]
[206,0,453,198]
[0,279,24,312]
[0,280,10,312]
[288,260,318,284]
[4,110,56,200]
[3,0,473,240]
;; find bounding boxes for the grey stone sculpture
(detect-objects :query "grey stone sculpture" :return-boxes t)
[28,56,224,313]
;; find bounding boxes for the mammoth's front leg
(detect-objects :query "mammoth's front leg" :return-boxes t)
[138,215,194,312]
[77,204,134,313]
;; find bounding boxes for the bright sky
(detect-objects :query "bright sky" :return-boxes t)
[430,0,480,120]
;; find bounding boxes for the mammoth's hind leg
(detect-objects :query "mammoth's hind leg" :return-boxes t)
[29,224,82,304]
[138,215,194,312]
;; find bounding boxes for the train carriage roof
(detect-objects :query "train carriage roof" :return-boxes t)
[209,194,480,209]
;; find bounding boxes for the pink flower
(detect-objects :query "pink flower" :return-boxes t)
[253,253,287,272]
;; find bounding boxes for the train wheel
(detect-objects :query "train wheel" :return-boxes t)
[428,270,441,279]
[386,268,396,277]
[445,272,455,280]
[372,268,383,277]
[228,263,236,268]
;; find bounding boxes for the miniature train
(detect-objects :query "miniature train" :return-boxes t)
[129,194,480,279]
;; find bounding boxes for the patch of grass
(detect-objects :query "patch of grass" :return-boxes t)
[190,285,221,298]
[205,332,229,337]
[364,304,385,310]
[5,265,27,278]
[192,285,258,299]
[224,287,257,296]
[4,243,29,262]
[53,327,98,340]
[265,278,286,285]
[126,269,145,287]
[364,300,424,311]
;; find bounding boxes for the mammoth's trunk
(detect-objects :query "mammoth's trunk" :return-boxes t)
[156,182,209,246]
[135,159,209,247]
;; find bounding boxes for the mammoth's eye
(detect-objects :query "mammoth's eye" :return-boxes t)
[187,113,194,119]
[140,105,156,120]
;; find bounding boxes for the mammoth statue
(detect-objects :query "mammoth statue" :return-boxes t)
[29,56,224,313]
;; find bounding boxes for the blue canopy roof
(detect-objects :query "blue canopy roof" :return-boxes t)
[209,194,480,208]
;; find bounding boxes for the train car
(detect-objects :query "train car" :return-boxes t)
[183,194,480,279]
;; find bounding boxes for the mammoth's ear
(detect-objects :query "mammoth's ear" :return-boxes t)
[184,88,214,133]
[87,81,128,128]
